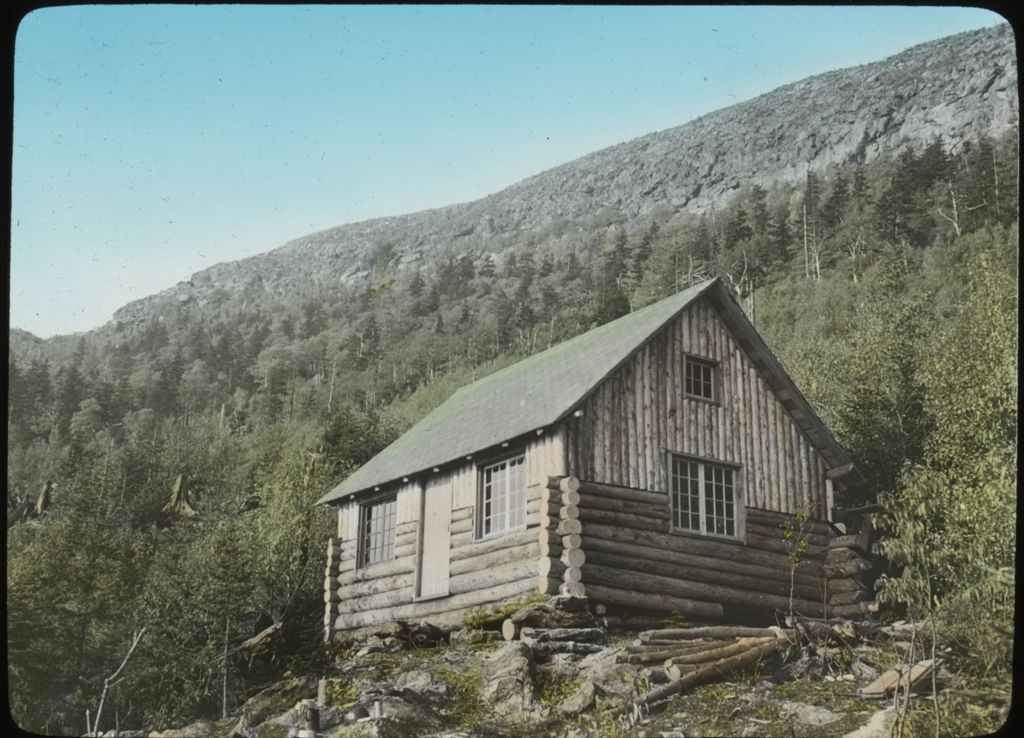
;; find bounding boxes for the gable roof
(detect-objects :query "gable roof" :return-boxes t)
[318,278,858,504]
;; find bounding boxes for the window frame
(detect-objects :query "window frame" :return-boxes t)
[683,353,719,403]
[666,452,743,540]
[476,450,528,540]
[357,493,398,569]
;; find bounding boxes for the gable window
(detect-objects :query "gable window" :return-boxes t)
[479,454,526,537]
[358,496,396,568]
[669,454,739,538]
[684,355,716,401]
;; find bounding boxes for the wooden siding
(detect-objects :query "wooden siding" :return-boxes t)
[575,480,828,618]
[328,428,566,637]
[566,296,829,519]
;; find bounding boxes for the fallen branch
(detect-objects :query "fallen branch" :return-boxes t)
[89,627,147,737]
[638,626,794,643]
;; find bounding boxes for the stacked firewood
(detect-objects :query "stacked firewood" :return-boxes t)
[825,526,879,619]
[618,626,794,707]
[538,476,586,597]
[500,596,604,657]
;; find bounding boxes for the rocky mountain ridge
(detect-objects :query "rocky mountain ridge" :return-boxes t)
[21,24,1021,341]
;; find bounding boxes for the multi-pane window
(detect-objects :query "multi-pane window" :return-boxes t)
[479,454,526,537]
[684,356,716,401]
[359,496,396,568]
[669,455,738,538]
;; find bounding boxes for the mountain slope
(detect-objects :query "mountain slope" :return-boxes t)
[16,24,1020,340]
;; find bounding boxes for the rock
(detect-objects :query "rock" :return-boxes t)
[394,669,451,706]
[481,642,540,719]
[779,700,843,726]
[557,680,596,716]
[448,628,499,647]
[230,676,317,737]
[659,731,687,738]
[842,708,896,738]
[148,722,212,738]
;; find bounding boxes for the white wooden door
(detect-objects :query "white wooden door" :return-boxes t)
[418,477,452,599]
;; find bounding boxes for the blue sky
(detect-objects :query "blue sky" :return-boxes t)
[10,5,1005,337]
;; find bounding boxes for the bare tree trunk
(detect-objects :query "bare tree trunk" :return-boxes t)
[92,628,147,737]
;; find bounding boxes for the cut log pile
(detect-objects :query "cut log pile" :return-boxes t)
[825,525,879,619]
[619,626,794,710]
[538,476,587,597]
[501,593,604,657]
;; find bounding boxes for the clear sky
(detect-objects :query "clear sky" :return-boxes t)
[10,5,1005,338]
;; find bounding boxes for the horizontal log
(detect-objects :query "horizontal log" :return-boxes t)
[828,590,870,607]
[826,577,870,594]
[520,626,605,643]
[451,506,474,523]
[396,521,418,535]
[665,663,700,680]
[826,547,870,565]
[638,626,794,642]
[595,615,668,632]
[537,576,561,595]
[578,480,668,507]
[451,527,536,560]
[526,640,604,657]
[561,548,586,568]
[526,497,543,518]
[563,566,583,584]
[584,547,823,603]
[340,557,416,583]
[543,487,581,507]
[828,534,868,554]
[557,519,583,536]
[334,576,537,633]
[547,475,581,494]
[663,637,777,667]
[579,506,667,533]
[581,493,670,521]
[559,582,586,597]
[584,583,724,620]
[825,559,873,577]
[828,601,880,618]
[539,540,563,558]
[561,534,582,550]
[538,557,567,578]
[449,560,538,597]
[744,507,832,537]
[394,542,417,560]
[559,504,580,520]
[336,571,414,600]
[621,642,732,665]
[744,520,831,550]
[582,522,825,580]
[451,516,474,536]
[627,639,735,653]
[451,541,538,577]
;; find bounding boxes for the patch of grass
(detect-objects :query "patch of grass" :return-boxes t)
[462,593,546,630]
[536,668,584,708]
[325,677,359,707]
[898,675,1011,738]
[434,665,486,732]
[660,610,688,628]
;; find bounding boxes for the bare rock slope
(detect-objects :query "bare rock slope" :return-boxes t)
[95,24,1019,329]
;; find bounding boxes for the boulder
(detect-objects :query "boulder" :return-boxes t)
[481,642,540,719]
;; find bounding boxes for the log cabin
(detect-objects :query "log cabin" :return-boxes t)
[318,277,869,641]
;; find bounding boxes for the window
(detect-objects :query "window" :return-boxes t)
[358,496,396,567]
[684,355,716,401]
[669,455,738,537]
[479,454,526,537]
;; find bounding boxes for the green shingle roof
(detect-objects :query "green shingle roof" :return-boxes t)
[317,279,718,504]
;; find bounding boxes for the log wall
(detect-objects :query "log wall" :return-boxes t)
[565,296,829,519]
[327,428,566,638]
[576,479,830,619]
